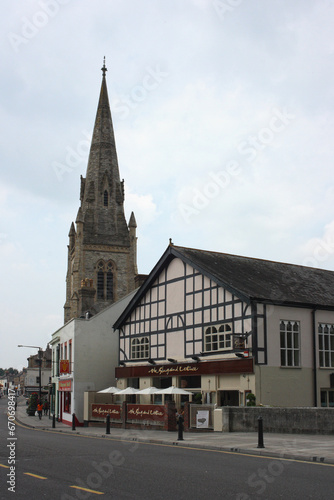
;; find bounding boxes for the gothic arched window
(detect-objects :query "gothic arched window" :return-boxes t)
[97,261,105,299]
[103,190,108,207]
[106,262,114,300]
[96,260,115,300]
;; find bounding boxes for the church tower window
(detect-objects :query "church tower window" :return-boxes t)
[97,261,105,299]
[96,260,115,300]
[106,262,114,300]
[103,190,108,206]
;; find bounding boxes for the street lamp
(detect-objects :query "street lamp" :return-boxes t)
[18,345,42,400]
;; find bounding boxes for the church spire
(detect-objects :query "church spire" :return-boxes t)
[64,61,138,323]
[80,59,128,246]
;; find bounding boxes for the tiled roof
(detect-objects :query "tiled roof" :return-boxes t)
[114,244,334,329]
[173,245,334,307]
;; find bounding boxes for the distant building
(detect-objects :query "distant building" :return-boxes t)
[64,59,140,323]
[25,346,51,398]
[114,243,334,408]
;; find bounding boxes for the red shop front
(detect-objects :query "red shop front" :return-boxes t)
[58,379,72,425]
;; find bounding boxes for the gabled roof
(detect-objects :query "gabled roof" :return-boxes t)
[113,244,334,329]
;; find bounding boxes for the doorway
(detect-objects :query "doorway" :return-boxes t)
[219,390,239,406]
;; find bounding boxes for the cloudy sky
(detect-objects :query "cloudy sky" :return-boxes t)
[1,0,334,371]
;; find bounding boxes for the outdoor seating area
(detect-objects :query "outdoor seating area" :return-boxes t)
[84,385,194,431]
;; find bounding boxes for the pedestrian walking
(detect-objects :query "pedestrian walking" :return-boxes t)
[37,402,43,420]
[43,400,49,416]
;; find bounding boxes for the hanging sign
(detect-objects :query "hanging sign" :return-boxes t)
[60,360,70,374]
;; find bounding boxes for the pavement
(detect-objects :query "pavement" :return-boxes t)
[12,398,334,465]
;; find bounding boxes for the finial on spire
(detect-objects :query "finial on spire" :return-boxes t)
[101,56,107,77]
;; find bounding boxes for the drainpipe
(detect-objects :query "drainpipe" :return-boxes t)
[312,309,318,407]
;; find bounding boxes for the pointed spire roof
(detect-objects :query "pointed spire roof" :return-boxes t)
[79,59,130,247]
[129,211,137,228]
[84,57,120,188]
[68,222,76,236]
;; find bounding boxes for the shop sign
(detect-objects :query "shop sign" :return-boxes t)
[116,358,253,378]
[60,360,70,374]
[59,379,72,391]
[91,404,121,420]
[148,364,199,376]
[127,404,165,422]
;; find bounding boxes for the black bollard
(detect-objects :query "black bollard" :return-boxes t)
[52,414,56,428]
[177,415,184,441]
[106,414,110,434]
[72,413,76,431]
[257,416,265,448]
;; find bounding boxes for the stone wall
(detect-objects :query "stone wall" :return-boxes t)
[214,407,334,434]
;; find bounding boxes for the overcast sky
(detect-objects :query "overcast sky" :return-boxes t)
[1,0,334,371]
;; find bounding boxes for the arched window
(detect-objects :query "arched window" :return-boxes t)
[96,260,115,301]
[131,337,149,359]
[97,261,105,299]
[106,262,114,300]
[205,324,232,352]
[103,190,108,207]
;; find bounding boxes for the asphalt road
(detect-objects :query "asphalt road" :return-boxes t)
[1,398,333,499]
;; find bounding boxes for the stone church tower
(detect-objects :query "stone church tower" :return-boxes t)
[64,60,138,323]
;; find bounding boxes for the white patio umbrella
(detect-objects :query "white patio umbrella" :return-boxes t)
[154,386,194,395]
[116,387,139,395]
[97,386,120,394]
[136,387,159,395]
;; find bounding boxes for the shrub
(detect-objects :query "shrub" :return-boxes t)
[246,393,256,406]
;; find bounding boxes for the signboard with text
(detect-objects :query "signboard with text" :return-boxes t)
[116,358,253,379]
[58,379,72,392]
[91,404,122,420]
[127,404,165,422]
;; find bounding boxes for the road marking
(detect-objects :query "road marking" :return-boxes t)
[24,472,47,480]
[0,464,10,469]
[70,485,104,495]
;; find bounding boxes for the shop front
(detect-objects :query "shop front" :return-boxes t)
[58,378,72,425]
[115,357,254,407]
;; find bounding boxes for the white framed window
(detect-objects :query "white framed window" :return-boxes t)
[318,323,334,368]
[131,337,149,359]
[205,323,232,352]
[280,320,300,367]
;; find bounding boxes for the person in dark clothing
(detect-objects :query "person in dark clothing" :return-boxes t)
[43,400,49,416]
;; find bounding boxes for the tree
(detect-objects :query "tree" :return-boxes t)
[0,368,19,376]
[27,393,38,416]
[7,368,19,375]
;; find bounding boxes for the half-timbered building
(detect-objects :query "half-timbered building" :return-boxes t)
[114,243,334,408]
